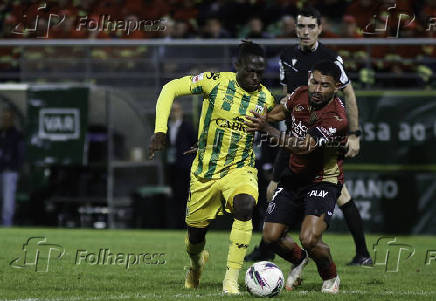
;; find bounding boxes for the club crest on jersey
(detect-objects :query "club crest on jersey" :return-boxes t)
[255,105,264,114]
[192,73,204,83]
[294,105,305,112]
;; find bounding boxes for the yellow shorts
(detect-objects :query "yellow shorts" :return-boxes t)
[185,167,258,228]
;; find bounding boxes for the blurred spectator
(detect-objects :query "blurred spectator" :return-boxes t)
[275,15,295,38]
[172,20,195,39]
[342,15,362,38]
[0,107,24,227]
[320,16,339,38]
[172,0,199,33]
[241,17,271,39]
[202,18,230,39]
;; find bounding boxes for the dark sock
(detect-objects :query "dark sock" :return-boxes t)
[340,200,370,257]
[269,240,304,265]
[317,262,337,281]
[259,238,275,258]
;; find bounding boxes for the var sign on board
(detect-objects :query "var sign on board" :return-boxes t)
[38,108,80,140]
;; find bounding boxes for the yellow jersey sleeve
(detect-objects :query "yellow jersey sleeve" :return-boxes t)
[154,72,219,134]
[189,72,220,96]
[265,89,276,112]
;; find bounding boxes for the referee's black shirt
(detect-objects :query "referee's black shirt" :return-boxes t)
[279,42,350,93]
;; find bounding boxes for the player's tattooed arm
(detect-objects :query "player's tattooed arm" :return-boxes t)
[245,110,316,154]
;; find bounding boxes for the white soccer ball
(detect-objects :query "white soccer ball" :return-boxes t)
[245,261,284,298]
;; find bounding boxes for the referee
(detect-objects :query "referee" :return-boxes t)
[245,7,372,266]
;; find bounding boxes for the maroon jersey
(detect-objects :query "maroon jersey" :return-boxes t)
[285,86,348,184]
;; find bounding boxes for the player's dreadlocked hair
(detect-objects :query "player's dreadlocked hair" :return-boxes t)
[238,40,265,61]
[311,60,341,83]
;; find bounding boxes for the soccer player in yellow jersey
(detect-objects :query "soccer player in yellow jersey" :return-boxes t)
[148,41,275,294]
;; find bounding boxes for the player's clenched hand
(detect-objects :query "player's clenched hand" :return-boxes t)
[245,107,268,132]
[345,134,360,158]
[148,132,167,160]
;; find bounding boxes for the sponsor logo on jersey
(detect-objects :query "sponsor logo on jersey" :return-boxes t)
[328,127,337,134]
[192,73,204,83]
[318,126,336,137]
[308,190,329,198]
[215,117,246,132]
[290,115,308,137]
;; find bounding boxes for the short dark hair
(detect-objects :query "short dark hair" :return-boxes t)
[238,40,265,61]
[311,60,341,83]
[297,6,322,25]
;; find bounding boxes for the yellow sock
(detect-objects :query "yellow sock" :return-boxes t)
[224,267,240,282]
[227,219,253,270]
[185,235,205,269]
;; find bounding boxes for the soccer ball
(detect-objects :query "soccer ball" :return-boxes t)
[245,261,284,298]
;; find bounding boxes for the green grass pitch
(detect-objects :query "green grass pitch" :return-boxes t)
[0,228,435,301]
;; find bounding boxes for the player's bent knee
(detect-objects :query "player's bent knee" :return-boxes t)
[262,225,283,244]
[233,194,255,221]
[299,233,319,251]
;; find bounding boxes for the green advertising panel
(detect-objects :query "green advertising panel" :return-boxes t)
[350,91,436,168]
[26,86,88,165]
[327,91,436,234]
[329,171,436,235]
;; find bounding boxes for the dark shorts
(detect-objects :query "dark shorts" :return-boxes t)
[264,181,342,228]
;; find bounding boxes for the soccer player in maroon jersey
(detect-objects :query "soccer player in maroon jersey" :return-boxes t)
[245,60,346,294]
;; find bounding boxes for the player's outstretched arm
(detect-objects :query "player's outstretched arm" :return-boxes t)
[342,84,360,158]
[266,102,287,122]
[149,76,193,160]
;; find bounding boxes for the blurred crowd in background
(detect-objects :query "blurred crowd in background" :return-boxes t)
[1,0,435,39]
[0,0,435,88]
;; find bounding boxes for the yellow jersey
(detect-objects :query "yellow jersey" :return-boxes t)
[154,71,275,179]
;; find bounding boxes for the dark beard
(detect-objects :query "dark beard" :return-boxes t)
[309,92,334,110]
